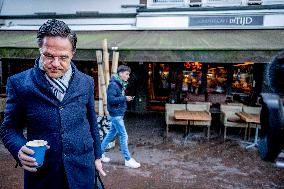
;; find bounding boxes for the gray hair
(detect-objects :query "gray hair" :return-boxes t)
[37,19,77,52]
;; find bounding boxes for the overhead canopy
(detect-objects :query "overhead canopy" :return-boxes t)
[0,29,283,63]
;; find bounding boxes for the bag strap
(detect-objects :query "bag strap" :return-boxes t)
[94,170,105,189]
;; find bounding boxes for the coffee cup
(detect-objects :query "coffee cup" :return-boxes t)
[26,140,48,167]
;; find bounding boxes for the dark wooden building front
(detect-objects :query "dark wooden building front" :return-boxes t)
[0,30,283,112]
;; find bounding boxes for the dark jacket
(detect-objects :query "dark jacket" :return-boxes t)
[0,59,102,189]
[107,76,127,117]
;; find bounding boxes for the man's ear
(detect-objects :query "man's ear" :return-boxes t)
[72,49,76,56]
[69,50,75,60]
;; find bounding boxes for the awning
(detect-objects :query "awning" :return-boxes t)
[0,30,283,63]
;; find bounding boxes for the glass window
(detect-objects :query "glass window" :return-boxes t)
[159,64,170,90]
[207,65,227,94]
[148,63,170,101]
[182,62,202,94]
[232,63,253,95]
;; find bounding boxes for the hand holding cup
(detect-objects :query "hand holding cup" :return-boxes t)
[18,140,49,172]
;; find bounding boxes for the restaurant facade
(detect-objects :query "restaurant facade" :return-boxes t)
[0,0,283,112]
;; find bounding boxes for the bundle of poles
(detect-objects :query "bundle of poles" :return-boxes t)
[96,39,119,116]
[96,39,119,147]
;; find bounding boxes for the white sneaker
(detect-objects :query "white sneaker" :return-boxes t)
[125,158,141,168]
[101,154,110,163]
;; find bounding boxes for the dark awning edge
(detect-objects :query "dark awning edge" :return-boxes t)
[0,47,281,63]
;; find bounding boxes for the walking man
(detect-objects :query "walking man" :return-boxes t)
[101,65,141,168]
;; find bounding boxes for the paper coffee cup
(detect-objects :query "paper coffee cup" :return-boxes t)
[26,140,48,167]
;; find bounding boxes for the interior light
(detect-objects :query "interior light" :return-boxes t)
[244,61,254,65]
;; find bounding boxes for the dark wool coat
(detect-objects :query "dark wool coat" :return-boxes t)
[0,59,102,189]
[107,76,127,117]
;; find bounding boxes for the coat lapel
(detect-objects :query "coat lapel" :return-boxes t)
[61,63,82,104]
[32,59,60,106]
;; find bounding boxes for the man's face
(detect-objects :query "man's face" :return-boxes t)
[119,71,130,82]
[40,36,74,78]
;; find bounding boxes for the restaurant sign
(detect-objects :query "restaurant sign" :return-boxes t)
[189,15,263,27]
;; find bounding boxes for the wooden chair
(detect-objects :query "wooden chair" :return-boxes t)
[226,102,243,106]
[242,106,261,114]
[165,104,187,137]
[191,102,211,109]
[220,104,247,140]
[186,102,211,139]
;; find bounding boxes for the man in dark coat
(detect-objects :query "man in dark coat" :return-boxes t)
[0,19,106,189]
[100,65,141,168]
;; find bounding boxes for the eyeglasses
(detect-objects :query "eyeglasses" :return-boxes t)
[41,53,70,63]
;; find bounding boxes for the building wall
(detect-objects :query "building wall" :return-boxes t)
[140,0,148,5]
[262,0,284,5]
[0,0,139,15]
[146,0,284,8]
[1,0,284,30]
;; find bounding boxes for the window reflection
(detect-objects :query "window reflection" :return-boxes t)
[182,62,202,95]
[232,63,253,95]
[207,65,227,94]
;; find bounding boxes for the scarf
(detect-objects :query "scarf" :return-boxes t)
[113,74,128,96]
[39,58,72,101]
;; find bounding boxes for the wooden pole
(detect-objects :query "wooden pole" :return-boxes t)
[96,51,104,116]
[102,39,110,87]
[98,71,104,116]
[99,65,109,116]
[111,51,119,76]
[96,50,109,116]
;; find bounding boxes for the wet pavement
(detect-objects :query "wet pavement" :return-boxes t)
[1,112,284,189]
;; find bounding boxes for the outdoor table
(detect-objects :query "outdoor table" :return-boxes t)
[174,110,211,143]
[235,112,260,149]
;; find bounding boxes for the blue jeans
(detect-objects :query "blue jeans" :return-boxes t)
[101,116,131,161]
